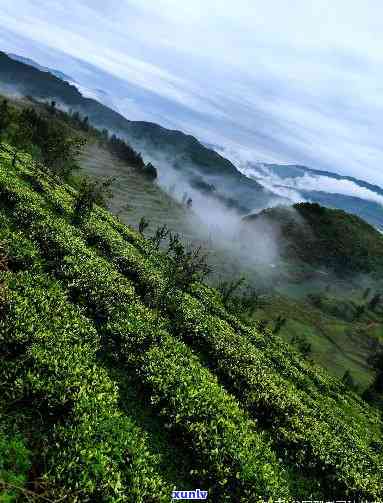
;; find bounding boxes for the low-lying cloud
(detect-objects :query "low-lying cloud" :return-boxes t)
[0,0,382,187]
[242,164,383,207]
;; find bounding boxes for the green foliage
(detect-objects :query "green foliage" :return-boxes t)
[244,202,383,276]
[0,271,170,502]
[0,223,42,272]
[0,153,290,499]
[369,293,382,311]
[290,334,312,358]
[0,99,10,138]
[342,370,359,393]
[0,427,31,503]
[272,315,287,334]
[150,224,170,251]
[0,135,383,499]
[138,216,149,235]
[72,175,114,223]
[10,107,85,179]
[218,277,262,318]
[165,232,211,290]
[74,208,383,497]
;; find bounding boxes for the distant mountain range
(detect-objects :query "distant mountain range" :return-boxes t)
[1,50,383,229]
[7,53,75,83]
[241,162,383,230]
[0,51,273,214]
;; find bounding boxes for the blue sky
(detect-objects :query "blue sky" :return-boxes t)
[0,0,382,185]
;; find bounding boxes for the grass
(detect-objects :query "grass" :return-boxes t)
[248,291,383,391]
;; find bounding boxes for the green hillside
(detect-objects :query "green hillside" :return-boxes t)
[243,202,383,276]
[0,99,383,501]
[0,51,273,213]
[78,131,383,395]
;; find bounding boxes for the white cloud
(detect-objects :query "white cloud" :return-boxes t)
[288,174,383,207]
[242,164,383,207]
[0,0,382,186]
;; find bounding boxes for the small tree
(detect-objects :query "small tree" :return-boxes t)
[369,293,381,311]
[0,99,11,138]
[256,319,269,334]
[82,116,89,131]
[138,216,149,235]
[290,334,312,358]
[145,162,157,179]
[218,277,246,307]
[354,304,366,320]
[165,233,211,291]
[273,315,287,334]
[49,100,57,114]
[72,176,114,224]
[150,224,169,250]
[342,370,358,392]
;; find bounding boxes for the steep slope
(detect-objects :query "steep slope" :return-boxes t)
[1,141,383,500]
[79,142,198,240]
[0,51,273,213]
[243,202,383,276]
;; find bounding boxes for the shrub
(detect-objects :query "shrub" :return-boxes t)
[72,176,114,224]
[1,271,170,502]
[0,427,31,503]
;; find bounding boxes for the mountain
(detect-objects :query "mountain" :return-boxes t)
[242,161,383,230]
[243,202,383,276]
[0,51,274,213]
[3,51,383,230]
[1,130,383,500]
[7,52,75,83]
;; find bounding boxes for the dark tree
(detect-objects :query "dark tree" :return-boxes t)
[138,216,149,235]
[0,99,11,137]
[72,176,114,224]
[342,370,358,392]
[369,293,381,311]
[150,224,169,250]
[273,316,287,334]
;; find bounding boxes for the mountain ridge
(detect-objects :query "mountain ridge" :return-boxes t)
[0,51,273,213]
[7,52,75,83]
[2,50,383,229]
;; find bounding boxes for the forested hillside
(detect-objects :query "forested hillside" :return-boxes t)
[0,97,383,501]
[0,51,273,213]
[243,202,383,276]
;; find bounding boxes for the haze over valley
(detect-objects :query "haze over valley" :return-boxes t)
[1,3,383,501]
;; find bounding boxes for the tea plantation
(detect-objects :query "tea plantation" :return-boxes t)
[0,143,383,501]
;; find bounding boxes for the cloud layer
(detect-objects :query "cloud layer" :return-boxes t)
[242,164,383,207]
[0,0,382,185]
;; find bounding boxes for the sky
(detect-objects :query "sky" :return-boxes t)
[0,0,382,185]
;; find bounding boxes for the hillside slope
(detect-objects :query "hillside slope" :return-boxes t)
[243,202,383,276]
[0,51,273,213]
[1,141,383,500]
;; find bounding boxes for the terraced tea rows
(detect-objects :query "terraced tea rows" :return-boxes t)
[1,144,382,501]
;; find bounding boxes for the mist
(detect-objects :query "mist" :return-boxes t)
[242,164,383,207]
